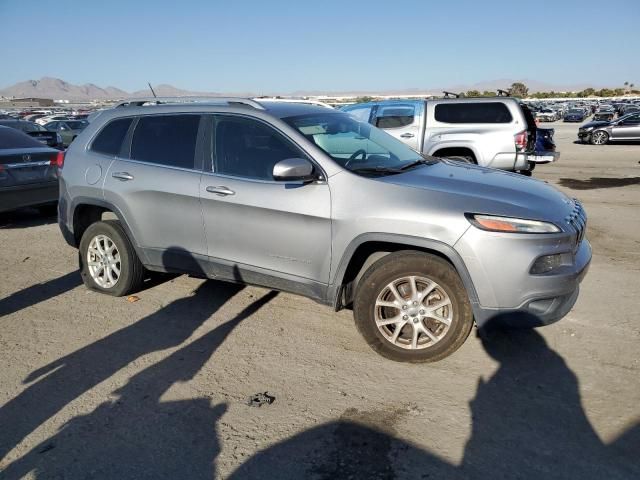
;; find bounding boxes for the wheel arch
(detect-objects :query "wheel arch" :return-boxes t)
[330,234,480,314]
[430,146,478,163]
[69,197,149,264]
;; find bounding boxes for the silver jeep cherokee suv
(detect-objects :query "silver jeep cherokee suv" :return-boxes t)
[58,98,591,362]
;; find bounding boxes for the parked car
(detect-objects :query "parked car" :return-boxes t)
[36,115,71,126]
[341,97,554,173]
[0,119,64,149]
[535,109,558,122]
[592,111,615,122]
[0,126,63,214]
[578,112,640,145]
[58,98,591,363]
[564,109,587,122]
[44,119,89,146]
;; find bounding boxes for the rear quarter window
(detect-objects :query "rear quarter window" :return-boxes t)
[91,117,134,156]
[435,102,513,124]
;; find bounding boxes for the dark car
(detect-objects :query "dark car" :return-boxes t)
[593,112,615,122]
[564,109,587,122]
[0,119,64,149]
[0,126,63,214]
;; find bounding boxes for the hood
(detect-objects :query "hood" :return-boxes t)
[376,161,576,225]
[581,120,612,129]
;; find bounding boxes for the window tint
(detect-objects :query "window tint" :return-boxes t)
[434,102,513,124]
[375,105,415,128]
[0,126,43,149]
[91,117,133,156]
[131,115,200,169]
[214,116,303,180]
[344,105,372,123]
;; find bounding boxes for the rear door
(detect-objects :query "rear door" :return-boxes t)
[611,113,640,139]
[103,114,207,271]
[372,102,422,150]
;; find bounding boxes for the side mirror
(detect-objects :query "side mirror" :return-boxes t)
[273,158,315,182]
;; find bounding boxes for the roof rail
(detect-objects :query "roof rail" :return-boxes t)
[496,89,511,97]
[442,91,461,98]
[113,97,265,110]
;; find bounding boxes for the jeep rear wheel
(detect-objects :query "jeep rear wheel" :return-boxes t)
[353,251,473,362]
[79,220,145,296]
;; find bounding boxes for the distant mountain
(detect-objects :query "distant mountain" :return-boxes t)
[0,77,613,101]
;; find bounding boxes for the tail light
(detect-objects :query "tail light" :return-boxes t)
[50,151,65,168]
[514,130,528,152]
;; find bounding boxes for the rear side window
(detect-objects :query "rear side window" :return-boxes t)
[375,105,415,128]
[91,118,133,156]
[435,102,513,124]
[131,115,200,169]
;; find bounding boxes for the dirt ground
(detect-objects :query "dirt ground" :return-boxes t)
[1,122,639,479]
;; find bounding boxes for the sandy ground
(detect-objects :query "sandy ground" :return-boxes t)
[1,122,639,479]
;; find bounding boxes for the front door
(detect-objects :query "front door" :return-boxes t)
[199,114,332,294]
[611,113,640,140]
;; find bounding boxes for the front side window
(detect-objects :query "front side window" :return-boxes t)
[435,102,513,124]
[283,112,426,174]
[91,117,133,156]
[375,105,416,129]
[213,116,304,181]
[131,115,200,169]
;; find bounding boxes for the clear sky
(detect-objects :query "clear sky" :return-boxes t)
[1,0,639,93]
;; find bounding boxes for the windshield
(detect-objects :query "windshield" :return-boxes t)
[568,109,583,114]
[283,112,425,173]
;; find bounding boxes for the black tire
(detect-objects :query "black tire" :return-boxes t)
[445,155,476,164]
[590,130,609,145]
[79,220,145,297]
[353,251,474,363]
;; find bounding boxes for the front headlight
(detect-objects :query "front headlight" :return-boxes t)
[466,214,561,233]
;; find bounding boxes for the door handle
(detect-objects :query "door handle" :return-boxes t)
[400,133,415,138]
[206,186,235,196]
[112,172,134,181]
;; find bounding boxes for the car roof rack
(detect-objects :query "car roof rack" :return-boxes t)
[496,89,511,97]
[442,91,461,98]
[113,97,266,110]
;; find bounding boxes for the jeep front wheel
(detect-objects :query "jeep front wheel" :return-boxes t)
[353,251,473,362]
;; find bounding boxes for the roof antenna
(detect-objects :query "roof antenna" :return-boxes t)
[148,82,157,98]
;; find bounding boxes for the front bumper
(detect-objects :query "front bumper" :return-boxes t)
[577,130,592,141]
[455,227,592,328]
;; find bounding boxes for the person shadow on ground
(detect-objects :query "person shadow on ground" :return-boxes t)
[458,323,639,480]
[229,323,639,480]
[0,286,278,479]
[0,249,242,463]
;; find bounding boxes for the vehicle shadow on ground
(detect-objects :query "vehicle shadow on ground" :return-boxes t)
[0,207,58,229]
[0,270,178,318]
[559,176,640,190]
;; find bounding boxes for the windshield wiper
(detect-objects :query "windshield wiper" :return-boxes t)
[399,157,439,171]
[350,166,405,176]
